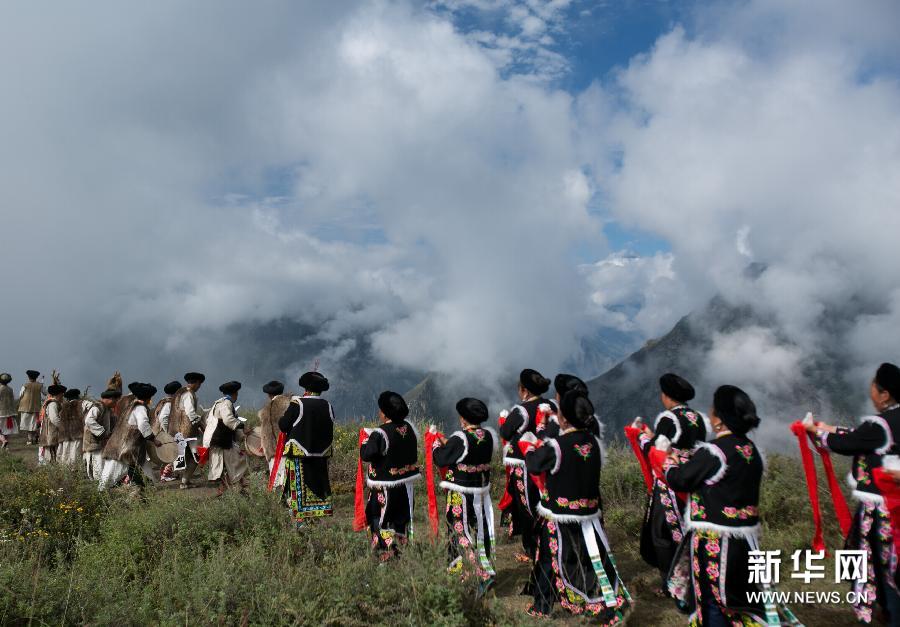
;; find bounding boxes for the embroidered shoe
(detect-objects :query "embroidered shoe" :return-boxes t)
[525,606,551,619]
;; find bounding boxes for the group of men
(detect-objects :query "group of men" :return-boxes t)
[0,370,251,493]
[0,369,336,518]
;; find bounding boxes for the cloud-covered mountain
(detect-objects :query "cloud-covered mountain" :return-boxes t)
[587,291,868,449]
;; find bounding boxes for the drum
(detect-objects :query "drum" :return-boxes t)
[148,431,179,465]
[244,426,266,457]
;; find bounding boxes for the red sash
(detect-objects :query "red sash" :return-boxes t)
[353,428,369,532]
[266,432,286,491]
[873,468,900,556]
[497,412,513,512]
[624,425,653,493]
[424,430,445,539]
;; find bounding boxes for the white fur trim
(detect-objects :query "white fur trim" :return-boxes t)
[852,489,884,504]
[371,428,389,455]
[503,456,526,467]
[684,518,761,541]
[499,409,509,419]
[699,411,713,441]
[547,439,562,475]
[366,472,421,489]
[655,410,682,445]
[654,435,672,453]
[536,503,602,524]
[289,396,304,429]
[860,415,893,455]
[694,441,727,485]
[439,481,490,495]
[883,455,900,471]
[448,431,468,464]
[483,426,500,458]
[846,471,858,490]
[511,405,529,434]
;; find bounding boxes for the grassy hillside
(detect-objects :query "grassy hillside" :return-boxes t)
[0,424,862,626]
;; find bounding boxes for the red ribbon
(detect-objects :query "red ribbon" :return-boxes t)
[497,413,513,512]
[353,428,369,532]
[813,439,852,538]
[790,421,826,553]
[424,430,445,540]
[267,432,286,491]
[498,466,513,512]
[873,468,900,556]
[196,446,209,466]
[624,426,653,493]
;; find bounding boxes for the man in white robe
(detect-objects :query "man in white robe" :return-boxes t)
[202,380,248,495]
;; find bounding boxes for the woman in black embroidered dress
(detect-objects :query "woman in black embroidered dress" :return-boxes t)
[638,373,709,596]
[431,397,498,591]
[360,391,420,560]
[523,390,631,623]
[804,362,900,623]
[664,385,798,627]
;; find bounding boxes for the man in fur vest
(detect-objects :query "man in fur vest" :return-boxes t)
[17,370,44,445]
[83,388,120,481]
[202,380,248,495]
[99,382,161,490]
[56,388,85,465]
[258,380,291,471]
[167,372,205,489]
[0,373,16,449]
[38,383,66,464]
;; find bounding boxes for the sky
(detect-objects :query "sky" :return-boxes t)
[1,0,899,416]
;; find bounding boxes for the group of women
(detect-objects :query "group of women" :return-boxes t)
[356,363,900,626]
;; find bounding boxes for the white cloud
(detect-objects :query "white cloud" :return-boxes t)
[586,1,900,399]
[0,0,604,391]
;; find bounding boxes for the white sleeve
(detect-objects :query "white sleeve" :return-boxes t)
[84,404,105,437]
[47,402,61,425]
[219,400,242,430]
[183,394,201,423]
[134,405,153,438]
[18,385,25,398]
[159,402,172,430]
